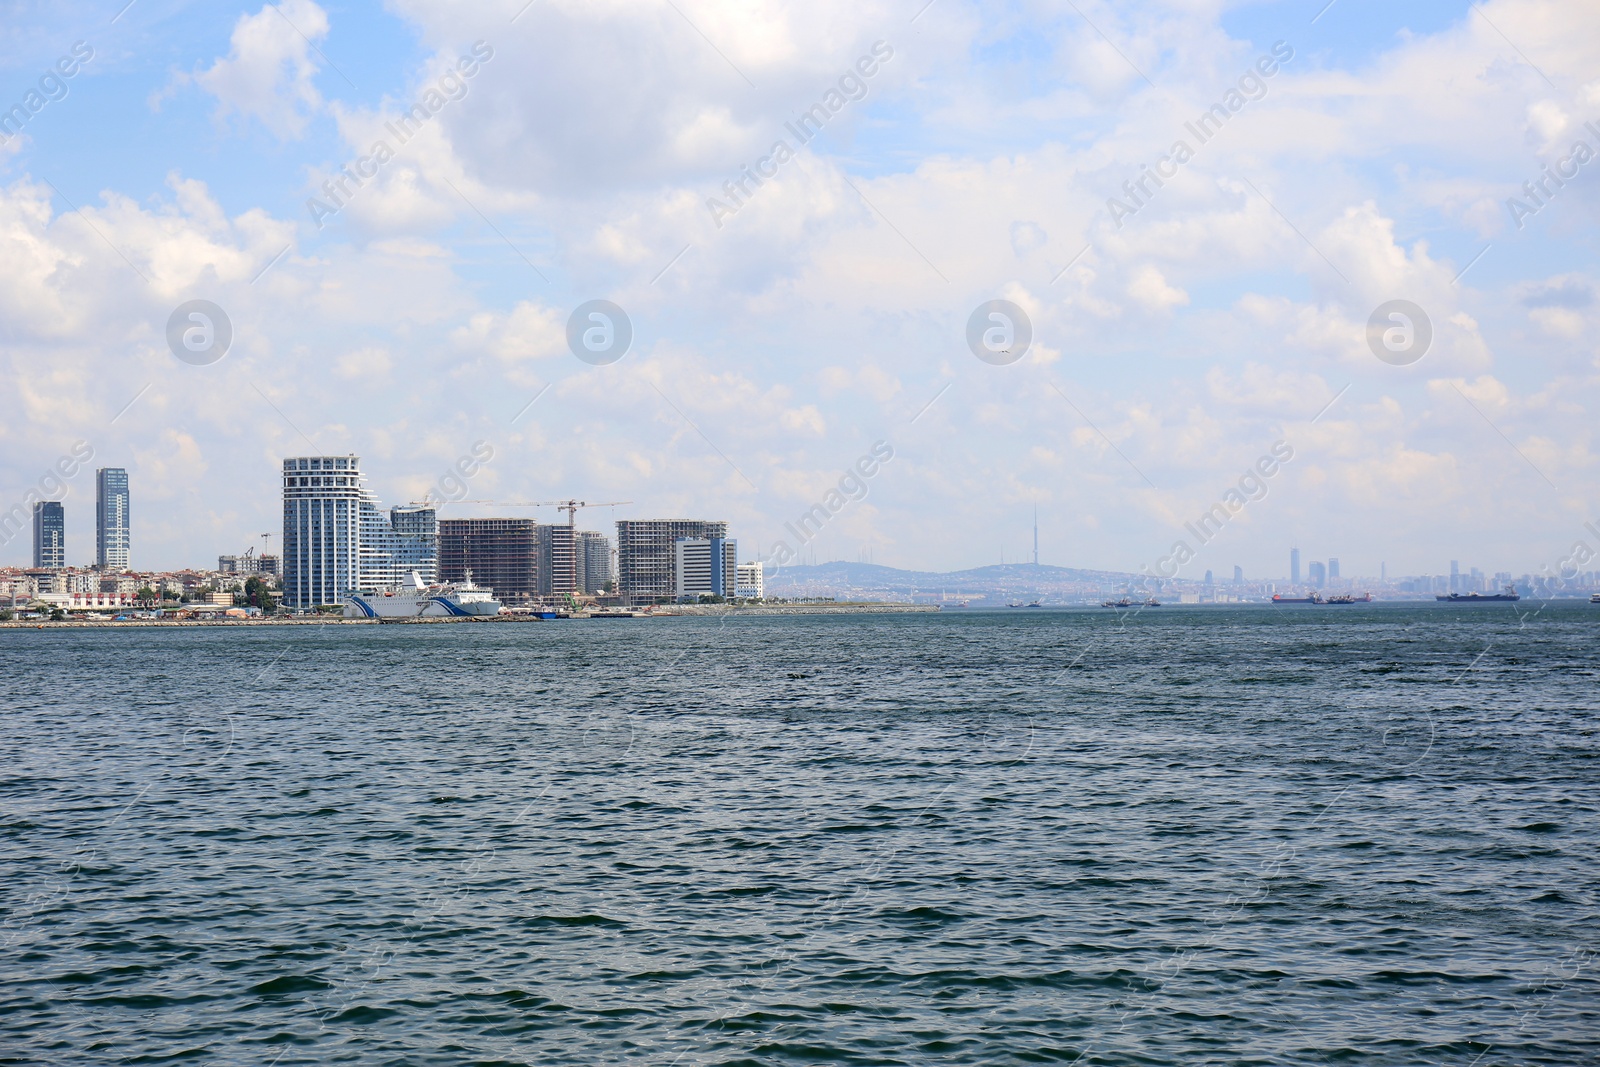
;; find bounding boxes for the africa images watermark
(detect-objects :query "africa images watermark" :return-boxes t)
[1505,119,1600,230]
[1106,41,1294,229]
[417,440,494,506]
[307,41,494,228]
[762,440,895,574]
[1141,440,1294,583]
[1546,517,1600,584]
[0,41,93,144]
[706,41,895,229]
[0,441,96,549]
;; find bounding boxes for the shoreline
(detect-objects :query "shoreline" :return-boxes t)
[4,598,1580,630]
[0,602,941,629]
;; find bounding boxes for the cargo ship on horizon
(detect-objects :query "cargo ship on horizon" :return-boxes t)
[1436,585,1520,603]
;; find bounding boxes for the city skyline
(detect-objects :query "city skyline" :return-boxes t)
[2,450,1566,588]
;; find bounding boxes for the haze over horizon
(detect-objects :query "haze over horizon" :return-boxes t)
[2,0,1596,578]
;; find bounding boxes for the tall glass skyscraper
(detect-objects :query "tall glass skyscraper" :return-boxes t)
[96,468,130,570]
[281,455,436,609]
[33,501,65,569]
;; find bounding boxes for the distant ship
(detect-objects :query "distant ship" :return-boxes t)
[344,572,501,618]
[1272,593,1324,604]
[1436,585,1520,603]
[1325,593,1373,604]
[1102,597,1160,608]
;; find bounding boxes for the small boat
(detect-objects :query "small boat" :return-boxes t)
[1590,593,1599,604]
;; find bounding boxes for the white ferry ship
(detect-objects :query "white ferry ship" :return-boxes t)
[343,572,501,619]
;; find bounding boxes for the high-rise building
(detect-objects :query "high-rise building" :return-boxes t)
[1308,560,1327,588]
[1450,559,1461,593]
[576,530,613,594]
[673,536,737,599]
[378,504,438,587]
[1290,547,1301,585]
[96,467,130,570]
[617,520,728,603]
[1233,565,1243,584]
[281,455,436,609]
[33,501,64,569]
[535,524,578,595]
[1328,557,1340,581]
[438,518,538,603]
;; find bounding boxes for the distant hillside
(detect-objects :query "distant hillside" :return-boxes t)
[762,561,1166,598]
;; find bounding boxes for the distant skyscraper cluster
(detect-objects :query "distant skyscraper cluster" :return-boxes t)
[28,468,129,572]
[1289,547,1344,589]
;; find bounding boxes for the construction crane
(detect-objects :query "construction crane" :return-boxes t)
[438,500,630,604]
[443,500,631,526]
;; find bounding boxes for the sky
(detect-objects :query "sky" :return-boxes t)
[0,0,1596,581]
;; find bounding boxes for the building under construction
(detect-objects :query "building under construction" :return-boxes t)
[438,518,539,604]
[617,519,727,603]
[440,518,612,603]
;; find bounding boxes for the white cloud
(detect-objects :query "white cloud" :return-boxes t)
[193,0,330,140]
[1127,265,1188,312]
[335,346,392,380]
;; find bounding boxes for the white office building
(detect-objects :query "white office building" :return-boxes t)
[735,561,764,599]
[281,455,436,609]
[673,536,737,600]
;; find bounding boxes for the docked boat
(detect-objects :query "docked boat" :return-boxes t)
[1436,585,1520,603]
[343,571,501,618]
